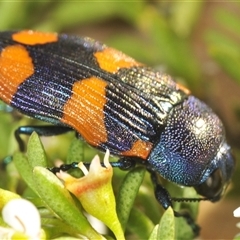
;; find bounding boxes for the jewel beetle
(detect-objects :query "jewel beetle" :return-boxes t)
[0,30,235,233]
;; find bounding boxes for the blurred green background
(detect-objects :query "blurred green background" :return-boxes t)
[0,1,240,239]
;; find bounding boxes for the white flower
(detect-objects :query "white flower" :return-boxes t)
[1,199,41,240]
[233,207,240,218]
[233,206,240,239]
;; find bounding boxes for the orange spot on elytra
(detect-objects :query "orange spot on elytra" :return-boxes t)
[0,45,34,104]
[62,77,108,147]
[94,47,143,73]
[12,30,58,45]
[121,140,153,160]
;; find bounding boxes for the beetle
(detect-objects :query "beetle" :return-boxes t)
[0,30,235,233]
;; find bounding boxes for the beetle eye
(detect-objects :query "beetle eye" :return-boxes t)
[194,169,224,201]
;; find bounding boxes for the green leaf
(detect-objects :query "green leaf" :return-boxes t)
[27,132,47,168]
[13,152,37,194]
[158,207,175,240]
[41,217,83,238]
[148,224,159,240]
[172,188,198,239]
[205,6,240,84]
[116,167,146,231]
[51,237,86,240]
[112,0,145,24]
[34,2,116,31]
[128,207,154,239]
[175,216,194,240]
[233,235,240,240]
[211,47,240,83]
[0,112,14,158]
[66,138,84,164]
[0,2,25,29]
[173,187,199,219]
[206,30,240,54]
[215,8,240,36]
[107,34,155,65]
[170,2,203,37]
[13,132,49,195]
[206,30,240,83]
[138,7,201,92]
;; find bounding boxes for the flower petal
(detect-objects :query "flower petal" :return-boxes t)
[60,150,125,239]
[234,207,240,218]
[2,199,41,239]
[0,226,15,239]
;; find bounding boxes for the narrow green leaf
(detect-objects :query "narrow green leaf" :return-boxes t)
[181,187,199,219]
[113,1,145,24]
[172,188,198,239]
[158,208,175,240]
[0,2,24,29]
[27,132,47,168]
[175,216,194,240]
[107,35,155,65]
[0,113,14,158]
[116,167,146,230]
[34,2,116,31]
[205,30,240,83]
[206,30,240,54]
[138,7,201,92]
[234,235,240,240]
[215,8,240,37]
[52,237,86,240]
[13,152,37,193]
[41,217,83,238]
[128,207,154,239]
[210,47,240,83]
[66,138,84,164]
[171,2,203,37]
[148,224,159,240]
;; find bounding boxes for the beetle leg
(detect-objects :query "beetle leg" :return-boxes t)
[48,158,133,174]
[174,210,200,236]
[149,169,173,209]
[149,169,200,236]
[14,125,73,151]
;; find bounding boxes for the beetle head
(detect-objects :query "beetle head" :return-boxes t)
[193,141,234,201]
[148,96,235,200]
